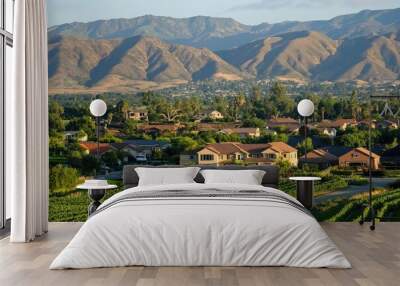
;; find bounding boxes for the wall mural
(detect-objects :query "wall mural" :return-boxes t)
[47,1,400,222]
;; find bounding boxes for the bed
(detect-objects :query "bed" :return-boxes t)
[50,165,351,269]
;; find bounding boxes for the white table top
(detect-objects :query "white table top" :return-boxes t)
[289,177,321,181]
[76,184,118,190]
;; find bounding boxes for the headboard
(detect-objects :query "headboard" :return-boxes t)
[122,165,280,189]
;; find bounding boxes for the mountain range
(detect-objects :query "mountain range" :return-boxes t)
[49,8,400,51]
[48,8,400,94]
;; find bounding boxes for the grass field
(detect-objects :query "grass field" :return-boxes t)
[49,180,122,222]
[49,179,400,222]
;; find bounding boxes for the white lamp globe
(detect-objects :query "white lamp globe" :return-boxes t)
[297,99,315,117]
[90,99,107,117]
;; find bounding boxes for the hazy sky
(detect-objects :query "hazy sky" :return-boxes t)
[47,0,400,27]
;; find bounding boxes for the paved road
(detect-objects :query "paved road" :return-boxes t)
[315,177,398,204]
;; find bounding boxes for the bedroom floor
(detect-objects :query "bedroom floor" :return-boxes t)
[0,223,399,286]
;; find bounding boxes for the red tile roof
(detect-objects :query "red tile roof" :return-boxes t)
[202,142,297,155]
[79,142,111,155]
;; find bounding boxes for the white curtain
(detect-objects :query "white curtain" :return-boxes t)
[7,0,49,242]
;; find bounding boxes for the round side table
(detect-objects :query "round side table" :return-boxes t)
[289,177,321,210]
[77,181,118,216]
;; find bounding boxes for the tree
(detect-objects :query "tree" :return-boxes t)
[297,138,314,156]
[269,82,295,117]
[49,101,65,135]
[159,100,181,122]
[49,133,66,155]
[171,136,199,153]
[349,90,361,120]
[67,116,96,139]
[251,85,262,103]
[49,165,80,193]
[68,150,83,169]
[101,133,123,143]
[81,155,100,176]
[242,117,266,129]
[338,132,367,148]
[102,151,120,168]
[179,97,202,121]
[115,100,130,122]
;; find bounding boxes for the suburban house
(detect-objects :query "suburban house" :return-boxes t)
[196,123,239,133]
[312,120,338,137]
[357,120,376,129]
[128,107,148,121]
[266,117,300,133]
[220,128,261,138]
[138,124,182,135]
[208,110,224,120]
[106,128,127,138]
[382,145,400,167]
[64,131,88,142]
[197,142,298,166]
[300,149,339,169]
[112,140,170,161]
[338,147,380,170]
[79,142,112,156]
[376,120,398,129]
[331,119,358,130]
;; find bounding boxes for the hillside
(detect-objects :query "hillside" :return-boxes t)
[48,8,400,51]
[313,33,400,82]
[218,31,338,81]
[48,35,246,94]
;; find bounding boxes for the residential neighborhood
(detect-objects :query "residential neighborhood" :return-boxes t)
[195,142,298,166]
[66,112,398,172]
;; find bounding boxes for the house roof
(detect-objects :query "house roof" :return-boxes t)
[265,142,297,153]
[377,120,398,127]
[124,140,170,147]
[351,147,380,159]
[79,142,111,155]
[320,146,352,157]
[314,120,335,128]
[221,128,259,134]
[266,118,300,132]
[383,145,400,157]
[201,142,297,155]
[107,128,127,138]
[300,149,338,163]
[332,118,357,127]
[237,144,271,153]
[267,117,298,124]
[197,123,238,132]
[138,124,180,132]
[204,143,247,155]
[130,107,148,113]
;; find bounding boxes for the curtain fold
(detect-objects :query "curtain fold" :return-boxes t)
[8,0,49,242]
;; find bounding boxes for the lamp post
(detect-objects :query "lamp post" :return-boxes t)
[297,99,315,164]
[89,99,107,161]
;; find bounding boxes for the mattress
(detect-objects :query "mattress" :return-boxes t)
[50,183,351,269]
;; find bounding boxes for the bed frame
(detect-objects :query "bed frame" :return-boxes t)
[122,165,280,189]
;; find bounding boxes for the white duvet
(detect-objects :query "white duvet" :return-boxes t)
[50,183,351,269]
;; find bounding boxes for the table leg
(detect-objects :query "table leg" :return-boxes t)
[296,181,314,210]
[88,189,105,216]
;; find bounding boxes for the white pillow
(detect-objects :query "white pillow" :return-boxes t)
[135,167,201,186]
[200,169,266,185]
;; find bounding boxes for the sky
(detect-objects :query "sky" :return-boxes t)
[47,0,400,27]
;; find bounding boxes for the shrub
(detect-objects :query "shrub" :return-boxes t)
[348,176,369,186]
[49,165,81,194]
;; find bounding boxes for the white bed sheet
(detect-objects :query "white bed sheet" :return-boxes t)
[50,183,351,269]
